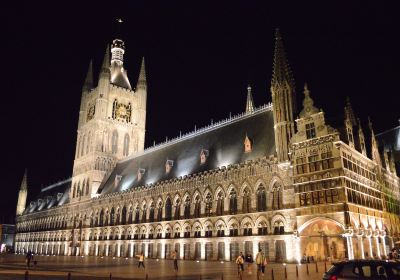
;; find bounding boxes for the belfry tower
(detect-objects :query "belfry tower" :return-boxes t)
[270,29,296,163]
[71,36,147,202]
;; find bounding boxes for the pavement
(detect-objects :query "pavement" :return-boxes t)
[0,254,330,280]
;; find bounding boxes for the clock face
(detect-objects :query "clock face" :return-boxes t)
[113,101,132,122]
[87,104,95,121]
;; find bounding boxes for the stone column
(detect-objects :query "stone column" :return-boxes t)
[358,236,364,259]
[381,236,387,257]
[225,241,230,261]
[374,237,381,259]
[144,243,149,258]
[201,242,205,260]
[367,236,373,259]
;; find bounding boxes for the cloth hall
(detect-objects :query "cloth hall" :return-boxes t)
[14,30,400,263]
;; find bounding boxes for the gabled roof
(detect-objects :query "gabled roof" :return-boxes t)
[99,105,275,195]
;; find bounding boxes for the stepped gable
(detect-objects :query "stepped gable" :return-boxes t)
[99,106,275,195]
[24,179,71,214]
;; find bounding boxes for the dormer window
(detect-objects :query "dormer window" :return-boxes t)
[305,122,316,139]
[200,149,209,164]
[114,174,122,187]
[165,160,174,174]
[244,135,253,153]
[137,168,145,181]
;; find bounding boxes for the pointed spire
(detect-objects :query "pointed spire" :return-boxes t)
[299,83,319,118]
[271,28,295,89]
[100,44,110,78]
[136,57,147,90]
[358,118,367,156]
[245,85,255,113]
[344,96,356,125]
[368,117,382,166]
[20,168,28,191]
[82,60,93,92]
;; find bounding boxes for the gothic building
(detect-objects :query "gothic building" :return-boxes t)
[14,30,400,263]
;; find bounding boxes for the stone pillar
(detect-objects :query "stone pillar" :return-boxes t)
[180,242,184,259]
[358,236,364,259]
[144,243,149,258]
[201,242,205,260]
[374,237,381,259]
[225,241,230,261]
[381,236,387,257]
[367,236,373,259]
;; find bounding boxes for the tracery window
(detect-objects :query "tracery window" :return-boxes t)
[141,205,147,223]
[205,193,213,217]
[134,207,140,224]
[216,192,224,216]
[184,197,191,219]
[111,130,118,154]
[110,208,115,226]
[256,185,267,212]
[242,188,251,213]
[229,189,238,215]
[165,197,172,221]
[194,196,201,218]
[149,203,155,223]
[272,183,282,210]
[174,198,181,220]
[157,202,163,222]
[123,133,130,156]
[273,221,285,235]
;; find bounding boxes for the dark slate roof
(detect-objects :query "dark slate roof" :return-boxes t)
[99,105,275,195]
[376,125,400,174]
[24,179,71,214]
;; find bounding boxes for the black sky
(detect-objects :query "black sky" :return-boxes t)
[2,1,400,223]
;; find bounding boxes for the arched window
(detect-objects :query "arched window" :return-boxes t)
[242,188,251,213]
[157,202,163,222]
[272,183,283,210]
[110,208,115,226]
[71,184,76,198]
[149,203,155,223]
[229,189,237,215]
[123,133,130,156]
[194,195,201,218]
[273,221,285,235]
[165,197,172,221]
[121,206,127,225]
[134,207,140,224]
[141,204,147,223]
[116,209,121,225]
[99,209,104,227]
[184,197,191,219]
[76,182,81,198]
[256,185,267,212]
[205,193,213,217]
[174,198,181,220]
[104,210,109,226]
[111,130,118,154]
[216,192,224,216]
[128,206,133,224]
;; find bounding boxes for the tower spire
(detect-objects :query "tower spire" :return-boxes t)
[368,117,382,166]
[271,28,295,89]
[82,60,93,92]
[136,57,147,90]
[16,169,28,215]
[245,85,255,113]
[270,29,296,163]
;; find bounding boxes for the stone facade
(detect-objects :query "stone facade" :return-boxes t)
[15,31,400,263]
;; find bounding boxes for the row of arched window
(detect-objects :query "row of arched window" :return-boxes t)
[90,183,283,228]
[72,179,90,199]
[76,130,131,158]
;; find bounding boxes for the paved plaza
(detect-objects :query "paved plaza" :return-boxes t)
[0,254,330,280]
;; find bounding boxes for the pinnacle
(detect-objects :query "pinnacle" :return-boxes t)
[245,84,254,113]
[83,60,93,91]
[136,57,147,89]
[20,169,28,191]
[101,45,110,71]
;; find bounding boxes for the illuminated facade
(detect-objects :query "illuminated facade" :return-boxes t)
[15,30,400,263]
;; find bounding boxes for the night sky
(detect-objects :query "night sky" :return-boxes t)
[2,1,400,223]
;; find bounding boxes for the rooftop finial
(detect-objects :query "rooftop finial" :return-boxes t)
[299,83,319,118]
[245,84,255,113]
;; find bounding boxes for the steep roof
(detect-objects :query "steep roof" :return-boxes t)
[376,125,400,173]
[99,105,275,195]
[24,179,71,214]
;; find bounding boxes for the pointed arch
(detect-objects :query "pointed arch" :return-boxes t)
[123,133,130,156]
[111,130,118,154]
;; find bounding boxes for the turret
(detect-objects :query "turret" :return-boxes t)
[358,118,367,156]
[78,60,93,129]
[16,169,28,216]
[270,29,296,163]
[245,85,255,113]
[368,117,382,167]
[344,97,356,149]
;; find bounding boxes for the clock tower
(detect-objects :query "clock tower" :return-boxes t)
[70,38,147,202]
